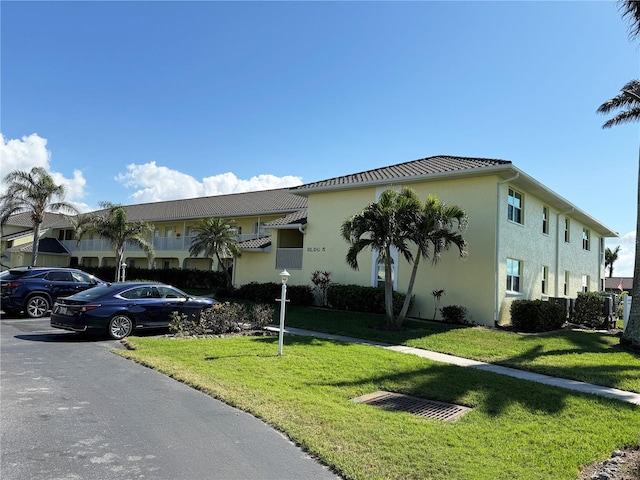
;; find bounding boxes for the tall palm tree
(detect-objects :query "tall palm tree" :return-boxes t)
[1,167,78,266]
[341,187,421,327]
[597,1,640,349]
[605,246,622,278]
[75,202,154,281]
[396,194,468,323]
[188,217,241,286]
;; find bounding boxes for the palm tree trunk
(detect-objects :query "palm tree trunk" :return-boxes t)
[622,143,640,350]
[31,223,41,266]
[115,244,125,282]
[383,247,394,327]
[397,248,421,324]
[216,252,232,286]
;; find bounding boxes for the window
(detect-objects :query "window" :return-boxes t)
[542,206,549,234]
[564,218,570,243]
[582,228,590,251]
[506,258,521,292]
[564,271,569,296]
[582,274,589,293]
[542,266,548,294]
[377,257,395,289]
[508,188,523,224]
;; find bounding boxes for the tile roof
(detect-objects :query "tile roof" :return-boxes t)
[604,277,633,291]
[291,155,511,192]
[264,209,307,227]
[3,212,71,229]
[16,238,70,255]
[93,188,308,222]
[236,235,272,250]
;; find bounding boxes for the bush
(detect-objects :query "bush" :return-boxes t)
[169,301,274,336]
[326,283,411,316]
[571,292,607,329]
[510,300,566,333]
[233,282,314,306]
[440,305,472,325]
[80,266,227,291]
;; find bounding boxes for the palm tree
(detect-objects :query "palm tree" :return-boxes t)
[188,217,241,286]
[605,246,622,278]
[341,187,421,327]
[396,194,468,324]
[75,202,154,281]
[0,167,78,266]
[619,0,640,40]
[599,83,640,349]
[597,2,640,349]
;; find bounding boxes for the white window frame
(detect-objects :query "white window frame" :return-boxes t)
[582,228,590,251]
[507,188,523,225]
[564,218,570,243]
[542,206,549,235]
[542,265,548,294]
[372,250,398,290]
[506,258,521,293]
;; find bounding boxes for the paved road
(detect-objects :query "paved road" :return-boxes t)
[1,315,339,480]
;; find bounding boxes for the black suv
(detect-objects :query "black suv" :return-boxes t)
[1,267,106,318]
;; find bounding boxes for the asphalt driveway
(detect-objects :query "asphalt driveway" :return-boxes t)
[0,314,339,479]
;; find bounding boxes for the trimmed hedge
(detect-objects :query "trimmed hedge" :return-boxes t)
[326,283,411,316]
[510,299,566,333]
[221,282,314,307]
[80,266,227,291]
[571,292,607,328]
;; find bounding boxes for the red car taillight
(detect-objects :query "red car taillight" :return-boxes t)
[4,281,22,290]
[78,304,101,312]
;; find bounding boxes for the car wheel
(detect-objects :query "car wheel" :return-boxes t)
[25,295,50,318]
[108,314,133,340]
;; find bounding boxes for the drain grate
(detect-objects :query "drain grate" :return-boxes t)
[351,391,471,421]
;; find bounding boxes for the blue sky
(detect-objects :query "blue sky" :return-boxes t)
[1,1,639,275]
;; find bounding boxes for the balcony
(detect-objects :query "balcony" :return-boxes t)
[61,231,271,254]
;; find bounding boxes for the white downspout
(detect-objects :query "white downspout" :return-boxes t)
[495,173,519,326]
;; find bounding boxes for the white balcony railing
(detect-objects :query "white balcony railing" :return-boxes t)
[61,231,272,254]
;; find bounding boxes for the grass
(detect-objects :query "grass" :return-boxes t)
[118,334,640,480]
[281,306,640,393]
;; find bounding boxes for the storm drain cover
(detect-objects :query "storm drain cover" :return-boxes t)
[350,391,471,421]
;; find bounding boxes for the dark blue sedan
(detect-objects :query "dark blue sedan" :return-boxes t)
[51,282,217,339]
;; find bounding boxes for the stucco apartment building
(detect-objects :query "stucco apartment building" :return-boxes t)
[1,155,617,326]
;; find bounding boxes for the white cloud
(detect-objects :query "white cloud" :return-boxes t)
[608,231,635,278]
[0,133,90,212]
[115,161,303,203]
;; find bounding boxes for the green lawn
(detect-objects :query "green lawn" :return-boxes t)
[281,306,640,393]
[119,334,640,480]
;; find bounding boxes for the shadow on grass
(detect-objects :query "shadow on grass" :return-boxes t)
[248,335,625,417]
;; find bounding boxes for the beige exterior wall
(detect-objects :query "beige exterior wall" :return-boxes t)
[234,250,280,285]
[496,183,604,324]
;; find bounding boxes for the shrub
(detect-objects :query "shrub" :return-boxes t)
[80,266,227,290]
[571,292,607,329]
[234,282,313,306]
[326,283,411,316]
[440,305,471,325]
[169,301,275,336]
[510,300,565,333]
[311,270,332,306]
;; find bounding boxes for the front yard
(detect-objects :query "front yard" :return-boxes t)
[117,306,640,480]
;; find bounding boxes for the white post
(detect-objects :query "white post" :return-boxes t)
[278,270,290,356]
[121,263,127,282]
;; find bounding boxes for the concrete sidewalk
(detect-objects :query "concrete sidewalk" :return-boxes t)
[267,326,640,406]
